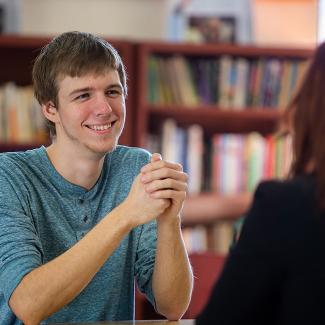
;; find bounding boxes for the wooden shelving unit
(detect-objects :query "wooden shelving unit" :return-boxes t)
[148,106,280,135]
[0,35,136,152]
[135,41,314,228]
[133,42,314,320]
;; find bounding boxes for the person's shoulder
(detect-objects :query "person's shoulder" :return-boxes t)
[254,174,315,212]
[0,147,43,175]
[111,145,151,163]
[239,175,315,245]
[0,149,31,168]
[105,146,152,180]
[256,175,314,198]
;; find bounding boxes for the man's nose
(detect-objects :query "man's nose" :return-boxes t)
[94,95,112,115]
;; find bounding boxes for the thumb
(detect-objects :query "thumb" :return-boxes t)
[151,153,162,163]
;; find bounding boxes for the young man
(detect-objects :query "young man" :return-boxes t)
[0,31,193,325]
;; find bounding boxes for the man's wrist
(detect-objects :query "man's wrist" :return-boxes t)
[111,202,136,233]
[157,214,182,228]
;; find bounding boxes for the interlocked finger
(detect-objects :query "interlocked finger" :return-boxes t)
[149,189,187,201]
[144,178,188,193]
[141,168,188,184]
[141,159,183,173]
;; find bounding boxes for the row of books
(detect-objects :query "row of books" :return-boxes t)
[211,132,292,194]
[147,55,308,109]
[0,83,47,143]
[147,119,204,194]
[182,221,235,255]
[146,119,292,194]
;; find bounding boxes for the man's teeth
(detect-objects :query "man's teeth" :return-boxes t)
[89,123,112,131]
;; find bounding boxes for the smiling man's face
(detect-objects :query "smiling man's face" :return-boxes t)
[47,69,126,157]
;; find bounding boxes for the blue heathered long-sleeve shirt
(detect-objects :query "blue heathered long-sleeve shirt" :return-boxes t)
[0,145,157,324]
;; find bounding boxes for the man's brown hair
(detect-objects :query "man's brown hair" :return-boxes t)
[32,31,127,137]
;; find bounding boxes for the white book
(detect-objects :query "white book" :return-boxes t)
[233,58,249,109]
[218,55,233,109]
[246,132,266,192]
[161,118,178,162]
[187,124,204,194]
[222,134,244,194]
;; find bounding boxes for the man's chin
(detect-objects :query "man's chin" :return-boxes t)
[91,141,118,156]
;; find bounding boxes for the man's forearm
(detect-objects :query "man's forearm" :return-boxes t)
[152,216,193,320]
[9,204,132,325]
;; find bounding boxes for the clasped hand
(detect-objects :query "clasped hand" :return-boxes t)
[124,153,188,226]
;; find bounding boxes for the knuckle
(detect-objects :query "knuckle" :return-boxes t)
[142,174,150,182]
[176,163,183,171]
[157,160,166,168]
[162,168,170,178]
[166,178,173,188]
[148,181,156,191]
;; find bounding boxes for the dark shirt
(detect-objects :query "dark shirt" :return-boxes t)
[196,174,325,325]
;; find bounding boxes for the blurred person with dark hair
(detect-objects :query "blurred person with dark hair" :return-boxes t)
[196,42,325,325]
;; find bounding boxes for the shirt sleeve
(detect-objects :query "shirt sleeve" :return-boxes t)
[134,220,157,308]
[0,170,43,304]
[196,181,288,325]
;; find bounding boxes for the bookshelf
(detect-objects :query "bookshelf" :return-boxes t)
[135,41,314,252]
[136,41,313,146]
[0,35,136,152]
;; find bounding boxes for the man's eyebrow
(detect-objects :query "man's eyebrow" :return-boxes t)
[68,84,123,97]
[107,83,123,90]
[68,87,92,97]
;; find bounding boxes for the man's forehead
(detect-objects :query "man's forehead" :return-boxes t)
[57,68,120,83]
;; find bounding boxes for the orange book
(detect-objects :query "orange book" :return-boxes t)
[263,135,275,179]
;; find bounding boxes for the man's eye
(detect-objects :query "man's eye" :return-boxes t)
[75,93,89,101]
[106,89,122,97]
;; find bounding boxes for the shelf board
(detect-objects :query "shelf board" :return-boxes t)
[148,106,281,134]
[0,35,132,49]
[0,142,48,152]
[141,41,314,59]
[182,192,252,226]
[0,35,51,48]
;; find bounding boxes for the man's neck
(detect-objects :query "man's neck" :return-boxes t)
[46,143,106,190]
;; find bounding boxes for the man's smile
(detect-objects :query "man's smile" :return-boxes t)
[87,123,113,131]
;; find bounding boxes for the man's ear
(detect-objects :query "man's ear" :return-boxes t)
[42,101,59,123]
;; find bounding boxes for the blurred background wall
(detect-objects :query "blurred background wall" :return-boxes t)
[0,0,319,46]
[253,0,317,47]
[20,0,171,40]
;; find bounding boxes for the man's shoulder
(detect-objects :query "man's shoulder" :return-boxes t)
[110,145,151,164]
[0,147,42,168]
[113,145,151,156]
[0,147,44,182]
